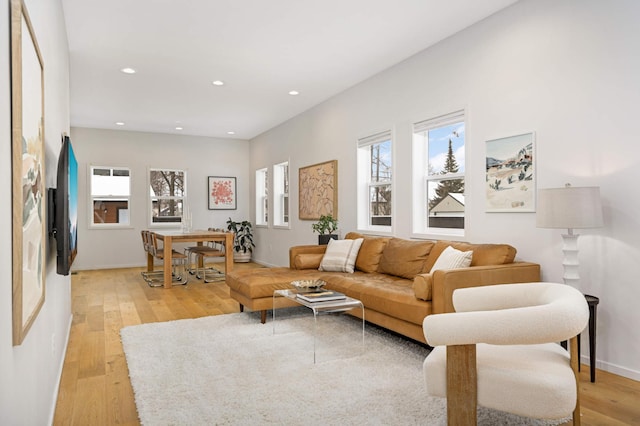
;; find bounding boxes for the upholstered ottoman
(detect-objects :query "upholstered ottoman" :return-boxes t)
[226,267,325,323]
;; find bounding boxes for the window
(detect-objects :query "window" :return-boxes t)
[256,168,268,226]
[412,110,465,236]
[90,166,130,227]
[273,161,289,227]
[149,168,186,225]
[357,130,393,232]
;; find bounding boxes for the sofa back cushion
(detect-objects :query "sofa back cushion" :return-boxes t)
[345,232,391,273]
[377,238,435,279]
[423,240,516,272]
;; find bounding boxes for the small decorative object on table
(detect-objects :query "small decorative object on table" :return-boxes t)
[291,279,326,291]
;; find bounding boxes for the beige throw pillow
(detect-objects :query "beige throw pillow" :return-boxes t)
[429,246,473,273]
[319,238,364,273]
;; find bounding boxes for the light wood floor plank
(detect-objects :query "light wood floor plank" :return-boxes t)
[53,264,640,425]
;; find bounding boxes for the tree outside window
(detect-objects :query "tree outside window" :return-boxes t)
[149,169,185,224]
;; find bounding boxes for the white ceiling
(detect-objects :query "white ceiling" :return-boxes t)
[61,0,517,140]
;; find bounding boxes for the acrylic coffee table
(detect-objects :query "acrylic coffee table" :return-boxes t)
[272,288,365,363]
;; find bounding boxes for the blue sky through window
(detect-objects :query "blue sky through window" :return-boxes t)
[428,122,465,174]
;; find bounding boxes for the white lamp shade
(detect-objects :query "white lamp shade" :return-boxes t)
[536,186,603,229]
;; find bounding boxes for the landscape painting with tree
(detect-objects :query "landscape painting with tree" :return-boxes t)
[485,132,535,212]
[427,122,465,229]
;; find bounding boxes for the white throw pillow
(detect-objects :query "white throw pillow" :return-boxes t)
[430,246,473,273]
[319,238,364,273]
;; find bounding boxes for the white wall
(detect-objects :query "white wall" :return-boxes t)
[250,0,640,380]
[70,127,251,270]
[0,0,72,423]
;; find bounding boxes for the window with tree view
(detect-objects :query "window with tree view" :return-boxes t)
[412,111,465,234]
[149,169,186,224]
[358,130,392,231]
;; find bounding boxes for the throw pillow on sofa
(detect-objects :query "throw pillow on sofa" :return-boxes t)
[429,245,473,272]
[319,238,364,273]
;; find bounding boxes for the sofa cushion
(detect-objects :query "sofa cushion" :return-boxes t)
[226,267,326,299]
[323,273,433,326]
[293,253,324,270]
[355,237,391,273]
[377,238,435,279]
[423,240,516,272]
[319,238,364,273]
[430,246,473,273]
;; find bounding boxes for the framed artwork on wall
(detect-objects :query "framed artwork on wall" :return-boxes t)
[298,160,338,220]
[208,176,237,210]
[11,0,46,345]
[485,132,536,213]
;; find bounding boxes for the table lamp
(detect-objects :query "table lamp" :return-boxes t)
[536,184,603,287]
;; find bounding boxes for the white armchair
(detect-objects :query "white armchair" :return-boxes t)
[423,282,589,425]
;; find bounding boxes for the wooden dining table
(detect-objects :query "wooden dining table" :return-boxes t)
[148,229,234,288]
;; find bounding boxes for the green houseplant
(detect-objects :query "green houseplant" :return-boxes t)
[226,218,255,262]
[311,214,338,245]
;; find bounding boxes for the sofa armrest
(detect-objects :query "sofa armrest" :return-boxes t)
[289,245,327,269]
[430,262,541,314]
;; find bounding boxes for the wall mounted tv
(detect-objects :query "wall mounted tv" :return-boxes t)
[49,135,78,275]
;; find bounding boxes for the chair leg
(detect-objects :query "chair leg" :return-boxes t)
[446,344,478,426]
[570,336,581,426]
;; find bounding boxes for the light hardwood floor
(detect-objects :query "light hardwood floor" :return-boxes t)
[53,265,640,425]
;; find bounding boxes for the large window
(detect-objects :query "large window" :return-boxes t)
[256,168,268,226]
[273,161,289,227]
[90,166,130,227]
[412,110,465,236]
[357,130,393,232]
[149,168,186,225]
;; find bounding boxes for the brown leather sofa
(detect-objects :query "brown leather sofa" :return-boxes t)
[226,232,540,344]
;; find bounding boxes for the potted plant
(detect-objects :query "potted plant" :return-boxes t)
[226,218,255,262]
[312,214,339,245]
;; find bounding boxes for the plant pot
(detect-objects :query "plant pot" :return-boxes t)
[233,251,252,263]
[318,234,338,245]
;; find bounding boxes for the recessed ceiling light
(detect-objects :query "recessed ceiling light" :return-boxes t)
[120,67,136,74]
[227,131,235,135]
[175,126,183,130]
[289,90,299,96]
[115,122,125,126]
[212,80,225,86]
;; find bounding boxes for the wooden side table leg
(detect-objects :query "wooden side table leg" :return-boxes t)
[584,294,599,383]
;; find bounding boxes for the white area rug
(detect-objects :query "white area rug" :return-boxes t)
[121,311,566,425]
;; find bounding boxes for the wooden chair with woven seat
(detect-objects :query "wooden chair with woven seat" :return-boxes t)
[145,231,188,287]
[422,282,589,426]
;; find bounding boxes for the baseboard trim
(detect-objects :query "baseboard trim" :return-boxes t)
[582,355,640,381]
[48,313,73,426]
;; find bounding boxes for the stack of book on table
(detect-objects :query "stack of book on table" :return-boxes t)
[296,290,347,302]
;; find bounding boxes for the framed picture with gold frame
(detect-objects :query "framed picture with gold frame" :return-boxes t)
[11,0,46,345]
[298,160,338,220]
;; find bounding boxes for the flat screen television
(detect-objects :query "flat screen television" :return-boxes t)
[49,135,78,275]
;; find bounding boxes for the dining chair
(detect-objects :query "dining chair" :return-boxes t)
[187,228,226,283]
[144,230,188,287]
